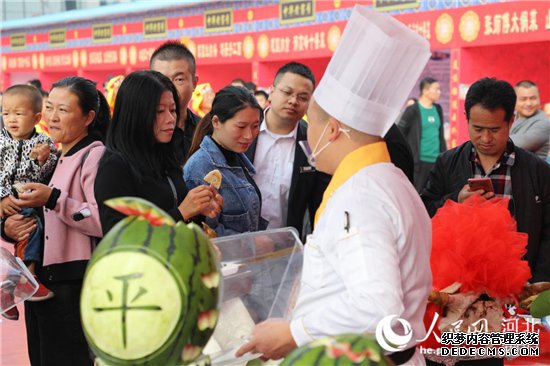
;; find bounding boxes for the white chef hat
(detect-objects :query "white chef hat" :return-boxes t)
[314,5,431,136]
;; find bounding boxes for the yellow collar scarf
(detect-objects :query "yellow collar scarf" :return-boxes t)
[314,141,391,225]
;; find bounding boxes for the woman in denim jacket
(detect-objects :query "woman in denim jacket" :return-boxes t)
[184,86,268,236]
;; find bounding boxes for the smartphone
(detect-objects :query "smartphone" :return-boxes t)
[468,177,494,192]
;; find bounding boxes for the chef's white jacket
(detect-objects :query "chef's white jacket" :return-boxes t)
[290,160,432,361]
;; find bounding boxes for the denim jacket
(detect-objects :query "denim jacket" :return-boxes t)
[184,136,268,236]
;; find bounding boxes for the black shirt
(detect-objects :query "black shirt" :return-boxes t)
[179,109,200,163]
[94,151,189,234]
[384,124,415,184]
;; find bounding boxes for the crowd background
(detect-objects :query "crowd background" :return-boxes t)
[1,36,549,366]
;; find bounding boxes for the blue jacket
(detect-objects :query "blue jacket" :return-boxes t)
[184,136,268,236]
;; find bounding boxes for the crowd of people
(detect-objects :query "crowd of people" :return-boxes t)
[0,5,549,366]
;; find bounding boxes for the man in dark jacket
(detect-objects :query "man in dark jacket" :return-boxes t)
[422,77,550,283]
[399,77,446,193]
[150,41,200,162]
[385,124,414,183]
[246,63,414,240]
[246,63,329,240]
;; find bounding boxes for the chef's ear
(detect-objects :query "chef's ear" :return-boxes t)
[326,117,346,141]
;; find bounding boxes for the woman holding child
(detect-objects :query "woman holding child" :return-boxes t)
[1,84,58,319]
[2,76,108,365]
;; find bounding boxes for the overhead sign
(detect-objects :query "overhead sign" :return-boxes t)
[204,8,233,32]
[374,0,419,11]
[49,29,66,46]
[144,17,167,38]
[2,1,548,69]
[93,23,113,43]
[10,33,25,49]
[280,0,315,25]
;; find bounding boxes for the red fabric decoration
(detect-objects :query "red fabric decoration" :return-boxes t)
[430,196,531,298]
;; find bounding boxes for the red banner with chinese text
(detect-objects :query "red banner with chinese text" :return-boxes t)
[1,1,548,72]
[396,0,549,50]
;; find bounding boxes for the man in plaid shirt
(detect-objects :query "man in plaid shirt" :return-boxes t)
[422,77,550,283]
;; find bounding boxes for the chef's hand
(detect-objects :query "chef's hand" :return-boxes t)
[235,319,296,360]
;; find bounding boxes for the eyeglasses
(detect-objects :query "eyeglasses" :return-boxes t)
[273,86,310,104]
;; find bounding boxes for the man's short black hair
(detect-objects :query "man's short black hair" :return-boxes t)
[28,79,42,90]
[419,77,438,94]
[465,77,516,122]
[150,41,196,76]
[27,79,48,96]
[244,81,257,92]
[231,78,245,86]
[515,80,538,89]
[274,62,315,88]
[254,90,268,100]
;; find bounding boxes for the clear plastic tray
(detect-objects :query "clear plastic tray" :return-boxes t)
[0,246,38,314]
[204,228,304,365]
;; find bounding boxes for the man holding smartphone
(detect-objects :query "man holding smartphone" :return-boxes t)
[467,177,493,193]
[422,77,550,283]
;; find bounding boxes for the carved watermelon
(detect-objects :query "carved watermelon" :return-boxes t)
[80,197,220,366]
[281,334,389,366]
[530,289,550,319]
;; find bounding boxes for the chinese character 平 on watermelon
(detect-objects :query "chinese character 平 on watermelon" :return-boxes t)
[80,197,220,366]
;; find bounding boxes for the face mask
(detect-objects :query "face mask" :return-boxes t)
[299,123,351,167]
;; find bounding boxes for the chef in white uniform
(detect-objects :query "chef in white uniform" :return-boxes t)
[237,6,433,365]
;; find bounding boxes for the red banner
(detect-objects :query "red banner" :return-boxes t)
[1,22,344,72]
[191,22,342,65]
[396,0,550,50]
[1,1,548,72]
[2,42,155,72]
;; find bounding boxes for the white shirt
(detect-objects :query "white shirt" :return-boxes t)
[290,163,432,363]
[253,110,298,229]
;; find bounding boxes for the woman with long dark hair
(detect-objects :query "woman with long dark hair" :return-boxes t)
[95,70,222,234]
[185,86,267,236]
